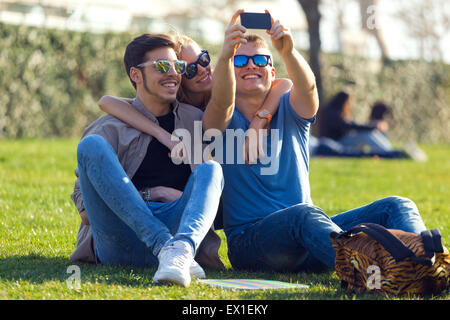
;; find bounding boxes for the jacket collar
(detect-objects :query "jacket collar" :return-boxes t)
[131,97,181,122]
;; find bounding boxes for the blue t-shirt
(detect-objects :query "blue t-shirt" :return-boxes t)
[217,92,314,237]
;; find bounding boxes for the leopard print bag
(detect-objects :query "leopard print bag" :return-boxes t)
[330,223,450,296]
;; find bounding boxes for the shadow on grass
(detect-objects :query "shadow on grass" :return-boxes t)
[0,254,342,292]
[0,254,391,299]
[0,254,159,287]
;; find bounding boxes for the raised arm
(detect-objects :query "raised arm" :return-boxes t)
[203,9,246,134]
[244,78,292,163]
[98,95,187,161]
[266,10,319,119]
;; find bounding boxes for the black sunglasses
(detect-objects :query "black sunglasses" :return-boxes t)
[233,55,272,68]
[184,50,211,79]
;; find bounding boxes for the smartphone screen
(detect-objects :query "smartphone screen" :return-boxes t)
[240,12,272,30]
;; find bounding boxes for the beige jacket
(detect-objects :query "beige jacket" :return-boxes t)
[69,97,224,269]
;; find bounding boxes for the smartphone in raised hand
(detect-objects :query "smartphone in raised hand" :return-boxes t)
[240,12,272,30]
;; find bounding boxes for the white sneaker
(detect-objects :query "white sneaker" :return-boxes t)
[153,240,193,287]
[190,260,206,279]
[404,140,428,162]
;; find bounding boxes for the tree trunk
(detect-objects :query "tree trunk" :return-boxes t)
[297,0,324,105]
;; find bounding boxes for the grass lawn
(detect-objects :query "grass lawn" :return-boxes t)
[0,139,449,300]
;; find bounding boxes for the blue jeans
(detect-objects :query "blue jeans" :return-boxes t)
[227,196,426,272]
[310,135,406,159]
[339,129,392,153]
[77,134,223,267]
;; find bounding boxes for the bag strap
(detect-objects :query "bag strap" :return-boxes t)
[420,229,444,260]
[331,223,432,266]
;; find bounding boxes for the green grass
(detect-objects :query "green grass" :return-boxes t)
[0,139,449,300]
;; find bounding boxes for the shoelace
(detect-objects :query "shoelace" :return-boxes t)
[163,244,191,269]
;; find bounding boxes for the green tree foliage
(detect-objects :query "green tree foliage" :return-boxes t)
[0,22,449,143]
[0,23,134,138]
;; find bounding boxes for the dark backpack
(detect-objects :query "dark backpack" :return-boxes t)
[330,223,450,296]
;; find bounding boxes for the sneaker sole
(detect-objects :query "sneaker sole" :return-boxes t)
[191,271,206,279]
[154,271,191,288]
[190,266,206,279]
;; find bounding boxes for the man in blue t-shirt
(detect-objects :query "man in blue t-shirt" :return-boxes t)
[203,12,428,272]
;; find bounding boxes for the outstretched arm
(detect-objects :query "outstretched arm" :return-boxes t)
[98,95,188,161]
[261,78,293,115]
[99,95,166,142]
[203,9,246,134]
[266,10,319,119]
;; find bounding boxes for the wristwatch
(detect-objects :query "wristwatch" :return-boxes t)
[254,109,272,134]
[140,187,151,201]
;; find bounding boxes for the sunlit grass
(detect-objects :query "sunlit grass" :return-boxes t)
[0,139,449,300]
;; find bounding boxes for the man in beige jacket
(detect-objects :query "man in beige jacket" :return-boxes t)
[70,33,225,288]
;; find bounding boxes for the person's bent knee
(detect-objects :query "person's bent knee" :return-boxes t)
[195,160,224,186]
[77,134,110,160]
[382,196,417,210]
[292,203,326,216]
[287,203,328,223]
[200,160,222,172]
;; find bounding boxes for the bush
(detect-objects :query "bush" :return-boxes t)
[0,23,134,138]
[0,22,449,143]
[321,54,450,143]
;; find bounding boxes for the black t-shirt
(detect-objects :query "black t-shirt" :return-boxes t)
[319,107,375,140]
[131,110,191,191]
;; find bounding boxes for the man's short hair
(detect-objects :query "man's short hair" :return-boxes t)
[124,33,178,89]
[243,34,270,49]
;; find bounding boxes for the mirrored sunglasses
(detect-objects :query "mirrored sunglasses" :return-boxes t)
[138,59,186,75]
[233,55,272,68]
